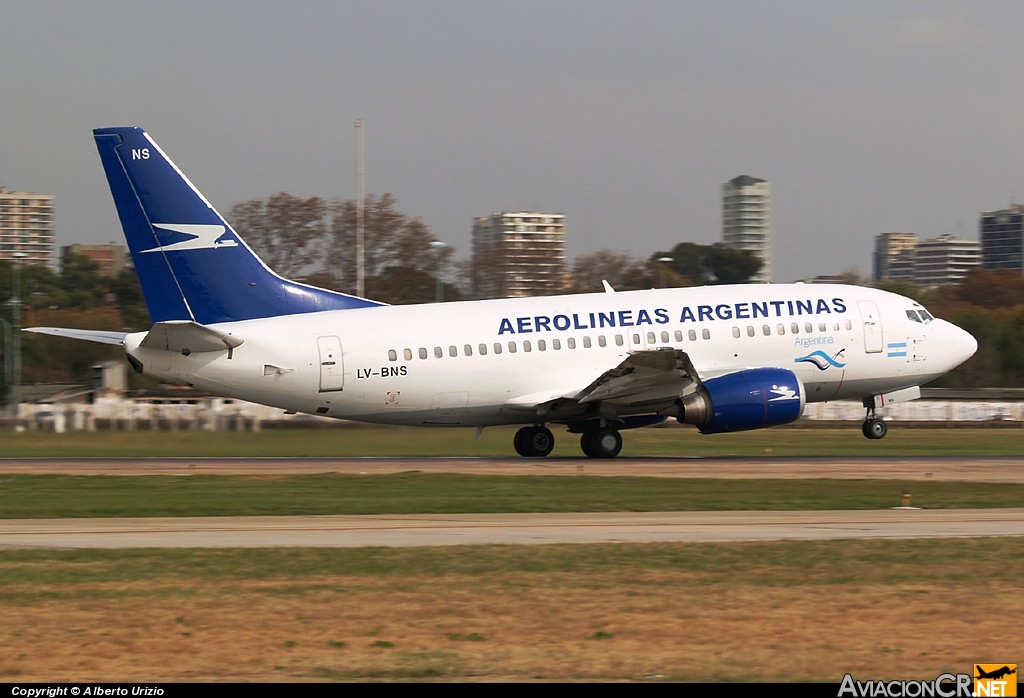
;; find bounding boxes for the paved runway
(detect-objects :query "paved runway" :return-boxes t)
[2,456,1022,549]
[3,455,1024,480]
[2,509,1024,549]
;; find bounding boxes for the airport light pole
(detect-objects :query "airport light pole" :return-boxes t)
[9,252,27,425]
[658,257,674,288]
[429,241,447,302]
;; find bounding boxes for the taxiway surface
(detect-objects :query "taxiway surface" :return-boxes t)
[2,456,1022,549]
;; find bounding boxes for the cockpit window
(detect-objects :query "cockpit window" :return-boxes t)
[909,305,936,323]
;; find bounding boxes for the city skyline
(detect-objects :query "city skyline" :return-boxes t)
[3,2,1024,283]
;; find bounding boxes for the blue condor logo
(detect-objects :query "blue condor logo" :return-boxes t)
[498,297,848,335]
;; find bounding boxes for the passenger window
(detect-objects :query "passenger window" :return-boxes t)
[464,344,473,356]
[777,324,785,336]
[647,332,656,344]
[688,330,697,341]
[661,331,670,343]
[746,326,755,337]
[493,343,502,354]
[675,330,684,342]
[791,323,799,334]
[478,343,488,355]
[732,327,741,338]
[702,329,710,340]
[537,339,546,351]
[804,322,813,333]
[615,334,624,346]
[633,333,641,345]
[523,340,532,352]
[419,347,428,360]
[567,338,576,349]
[818,322,827,332]
[388,349,398,361]
[583,337,592,348]
[845,319,853,330]
[763,325,771,336]
[553,338,561,350]
[508,342,517,353]
[598,336,607,347]
[403,348,413,361]
[449,345,458,357]
[434,347,443,359]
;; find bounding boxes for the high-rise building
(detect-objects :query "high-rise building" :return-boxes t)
[61,243,129,277]
[722,175,771,283]
[0,187,54,267]
[914,234,980,287]
[980,204,1024,272]
[471,211,566,298]
[873,232,918,282]
[872,232,980,287]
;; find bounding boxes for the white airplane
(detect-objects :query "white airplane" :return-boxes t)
[27,127,978,458]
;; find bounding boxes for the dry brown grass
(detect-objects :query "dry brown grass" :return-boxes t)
[1,569,1019,682]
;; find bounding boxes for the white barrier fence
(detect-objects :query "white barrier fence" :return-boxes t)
[7,396,1024,432]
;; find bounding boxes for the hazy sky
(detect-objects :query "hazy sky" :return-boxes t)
[3,1,1023,282]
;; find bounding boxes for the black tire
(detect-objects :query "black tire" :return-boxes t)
[580,428,623,458]
[514,426,554,457]
[863,418,888,440]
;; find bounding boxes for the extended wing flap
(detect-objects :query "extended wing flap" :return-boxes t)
[573,348,700,404]
[140,320,243,354]
[23,327,129,346]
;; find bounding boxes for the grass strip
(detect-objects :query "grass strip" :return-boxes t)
[1,472,1022,518]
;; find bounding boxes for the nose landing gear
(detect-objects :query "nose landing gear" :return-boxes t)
[862,406,888,440]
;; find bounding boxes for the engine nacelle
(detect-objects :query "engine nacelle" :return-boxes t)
[664,368,805,434]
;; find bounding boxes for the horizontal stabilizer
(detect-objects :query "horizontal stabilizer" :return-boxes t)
[23,327,129,345]
[140,321,243,354]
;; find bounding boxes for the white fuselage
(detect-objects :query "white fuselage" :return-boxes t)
[123,284,976,427]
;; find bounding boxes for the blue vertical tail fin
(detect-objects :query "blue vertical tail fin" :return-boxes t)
[93,127,382,325]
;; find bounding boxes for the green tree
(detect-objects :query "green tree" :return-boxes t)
[228,192,328,276]
[326,193,453,303]
[569,250,647,293]
[58,253,107,310]
[654,242,762,285]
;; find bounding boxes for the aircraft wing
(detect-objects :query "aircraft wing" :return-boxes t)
[23,327,129,345]
[505,348,702,418]
[571,348,700,404]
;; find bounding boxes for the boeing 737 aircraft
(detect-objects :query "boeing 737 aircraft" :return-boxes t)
[27,127,978,458]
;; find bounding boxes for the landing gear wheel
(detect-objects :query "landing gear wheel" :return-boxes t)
[514,426,555,457]
[862,418,888,440]
[580,428,623,459]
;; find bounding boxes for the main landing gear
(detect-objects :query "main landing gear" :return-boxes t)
[513,425,555,457]
[512,424,623,458]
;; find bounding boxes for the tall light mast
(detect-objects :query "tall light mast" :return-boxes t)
[355,119,365,298]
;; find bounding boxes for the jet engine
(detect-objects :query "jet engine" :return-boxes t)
[663,368,805,434]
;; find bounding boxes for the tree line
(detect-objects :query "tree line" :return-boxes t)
[1,191,1022,396]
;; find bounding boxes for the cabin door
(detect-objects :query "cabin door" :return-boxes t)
[858,301,883,354]
[317,335,344,392]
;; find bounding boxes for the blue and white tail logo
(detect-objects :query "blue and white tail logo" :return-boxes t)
[94,126,382,325]
[143,224,239,253]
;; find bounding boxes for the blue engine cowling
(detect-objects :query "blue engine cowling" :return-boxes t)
[669,368,805,434]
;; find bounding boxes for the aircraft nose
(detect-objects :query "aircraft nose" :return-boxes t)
[943,321,977,368]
